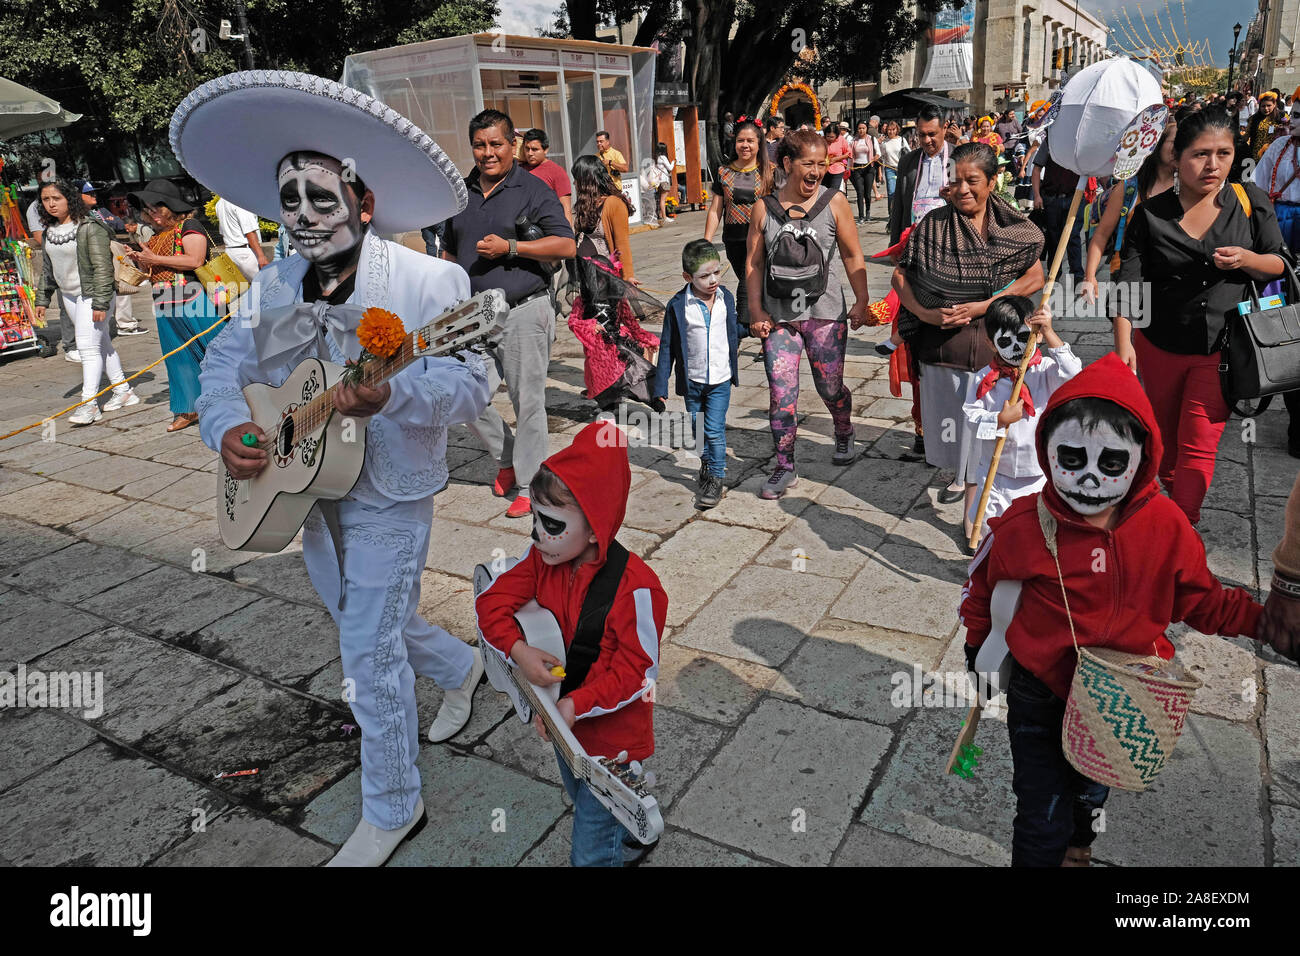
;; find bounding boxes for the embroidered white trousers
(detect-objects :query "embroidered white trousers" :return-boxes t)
[302,494,475,830]
[966,472,1045,527]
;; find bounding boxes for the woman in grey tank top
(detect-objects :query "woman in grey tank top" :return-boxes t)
[745,129,873,499]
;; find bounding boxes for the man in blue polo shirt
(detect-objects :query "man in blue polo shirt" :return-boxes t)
[443,109,576,518]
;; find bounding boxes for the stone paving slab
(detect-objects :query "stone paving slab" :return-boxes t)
[673,565,846,668]
[75,500,205,550]
[830,543,968,641]
[671,697,892,866]
[1104,716,1265,867]
[653,642,778,725]
[46,454,177,495]
[0,467,46,497]
[648,519,771,627]
[1274,806,1300,866]
[137,676,357,813]
[1265,663,1300,792]
[834,824,982,866]
[34,625,245,742]
[0,479,126,527]
[0,707,98,791]
[152,807,333,866]
[6,540,159,605]
[0,516,75,572]
[0,742,225,866]
[79,564,259,638]
[1175,632,1260,722]
[771,625,947,727]
[0,588,111,662]
[194,597,340,684]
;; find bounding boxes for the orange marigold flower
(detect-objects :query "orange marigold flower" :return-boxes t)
[357,307,406,358]
[417,333,428,351]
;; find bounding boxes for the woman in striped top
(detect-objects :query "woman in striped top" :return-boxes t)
[705,120,774,325]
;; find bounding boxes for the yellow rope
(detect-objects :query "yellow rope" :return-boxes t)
[0,313,229,442]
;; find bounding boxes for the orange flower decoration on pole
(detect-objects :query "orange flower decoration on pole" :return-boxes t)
[357,307,406,359]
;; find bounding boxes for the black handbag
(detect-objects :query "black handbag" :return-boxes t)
[1221,262,1300,416]
[1218,183,1300,416]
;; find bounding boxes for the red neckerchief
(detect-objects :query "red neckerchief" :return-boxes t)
[977,350,1042,417]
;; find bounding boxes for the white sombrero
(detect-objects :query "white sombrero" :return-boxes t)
[169,70,466,233]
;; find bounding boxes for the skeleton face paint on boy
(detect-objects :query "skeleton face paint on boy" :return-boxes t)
[1047,420,1142,515]
[277,153,363,266]
[689,260,722,297]
[994,325,1034,366]
[530,499,597,565]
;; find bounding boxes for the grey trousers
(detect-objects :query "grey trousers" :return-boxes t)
[467,293,555,491]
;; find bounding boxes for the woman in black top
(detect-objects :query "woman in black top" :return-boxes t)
[1114,108,1286,524]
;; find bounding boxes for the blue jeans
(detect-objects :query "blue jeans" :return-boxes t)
[1007,659,1109,866]
[884,168,897,209]
[555,748,630,867]
[684,379,731,478]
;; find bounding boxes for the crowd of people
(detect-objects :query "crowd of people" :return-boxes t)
[20,67,1300,870]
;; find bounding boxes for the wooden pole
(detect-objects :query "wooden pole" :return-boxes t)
[968,175,1087,550]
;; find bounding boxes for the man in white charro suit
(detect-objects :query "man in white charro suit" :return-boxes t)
[178,71,492,866]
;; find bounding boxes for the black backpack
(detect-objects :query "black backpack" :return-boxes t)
[762,188,836,305]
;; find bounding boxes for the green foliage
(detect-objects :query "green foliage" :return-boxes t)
[0,0,500,144]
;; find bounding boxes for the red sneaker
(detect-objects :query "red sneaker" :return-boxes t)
[492,467,517,498]
[505,495,532,519]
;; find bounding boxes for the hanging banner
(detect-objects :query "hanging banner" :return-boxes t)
[919,1,976,91]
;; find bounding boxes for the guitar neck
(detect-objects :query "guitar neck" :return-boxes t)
[292,332,420,434]
[514,671,582,776]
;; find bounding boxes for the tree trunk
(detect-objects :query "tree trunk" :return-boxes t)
[565,0,599,40]
[683,0,735,172]
[632,0,672,48]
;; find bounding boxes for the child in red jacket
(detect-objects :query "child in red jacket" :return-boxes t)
[960,353,1264,867]
[476,420,667,866]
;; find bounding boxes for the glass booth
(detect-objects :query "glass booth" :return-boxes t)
[342,34,657,225]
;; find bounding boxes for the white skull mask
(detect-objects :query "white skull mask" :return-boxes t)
[530,499,597,566]
[993,324,1033,366]
[1047,419,1143,516]
[277,154,364,266]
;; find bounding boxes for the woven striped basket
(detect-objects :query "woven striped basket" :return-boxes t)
[1061,646,1201,791]
[1037,498,1201,792]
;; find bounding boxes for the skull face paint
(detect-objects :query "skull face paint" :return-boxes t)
[277,153,364,265]
[994,324,1034,366]
[1047,419,1142,516]
[530,499,597,565]
[687,259,722,298]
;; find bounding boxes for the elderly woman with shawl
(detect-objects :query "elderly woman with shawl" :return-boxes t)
[892,142,1044,517]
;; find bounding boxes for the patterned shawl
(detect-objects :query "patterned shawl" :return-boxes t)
[899,195,1043,310]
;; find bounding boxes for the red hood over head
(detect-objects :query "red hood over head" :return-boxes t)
[1034,352,1164,524]
[541,420,630,563]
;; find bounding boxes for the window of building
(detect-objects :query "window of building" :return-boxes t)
[1022,15,1031,77]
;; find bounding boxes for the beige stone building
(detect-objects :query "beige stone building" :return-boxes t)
[819,0,1111,120]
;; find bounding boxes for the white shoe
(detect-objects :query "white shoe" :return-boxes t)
[64,349,82,362]
[325,798,427,867]
[68,402,102,426]
[102,388,140,412]
[118,325,149,336]
[427,645,484,743]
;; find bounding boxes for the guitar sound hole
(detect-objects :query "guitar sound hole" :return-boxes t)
[278,416,295,457]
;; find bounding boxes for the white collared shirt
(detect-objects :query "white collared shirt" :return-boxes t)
[1256,135,1300,204]
[912,142,949,224]
[683,287,731,385]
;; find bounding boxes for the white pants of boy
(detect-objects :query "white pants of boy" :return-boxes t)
[967,473,1045,527]
[302,494,476,831]
[61,292,127,400]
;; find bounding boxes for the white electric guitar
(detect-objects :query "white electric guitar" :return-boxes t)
[216,290,508,552]
[472,561,664,846]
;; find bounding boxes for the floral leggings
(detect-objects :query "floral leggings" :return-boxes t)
[763,318,853,470]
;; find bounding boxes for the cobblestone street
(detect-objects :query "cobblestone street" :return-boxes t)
[1,211,1298,867]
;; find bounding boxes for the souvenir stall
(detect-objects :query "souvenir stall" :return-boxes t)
[0,235,41,360]
[342,34,657,226]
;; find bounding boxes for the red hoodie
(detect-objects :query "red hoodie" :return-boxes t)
[476,421,667,761]
[961,353,1261,700]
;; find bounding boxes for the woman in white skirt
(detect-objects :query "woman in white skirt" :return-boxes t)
[34,181,138,426]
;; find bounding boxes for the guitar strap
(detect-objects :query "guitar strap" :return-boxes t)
[559,540,630,697]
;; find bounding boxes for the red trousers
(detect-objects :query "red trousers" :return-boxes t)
[1133,332,1230,525]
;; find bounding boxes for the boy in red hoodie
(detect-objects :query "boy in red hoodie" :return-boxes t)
[477,420,667,866]
[960,353,1266,867]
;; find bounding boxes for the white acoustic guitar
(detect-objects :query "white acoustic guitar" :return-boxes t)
[472,561,664,846]
[216,290,508,552]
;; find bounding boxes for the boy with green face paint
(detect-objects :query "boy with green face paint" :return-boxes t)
[653,239,743,509]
